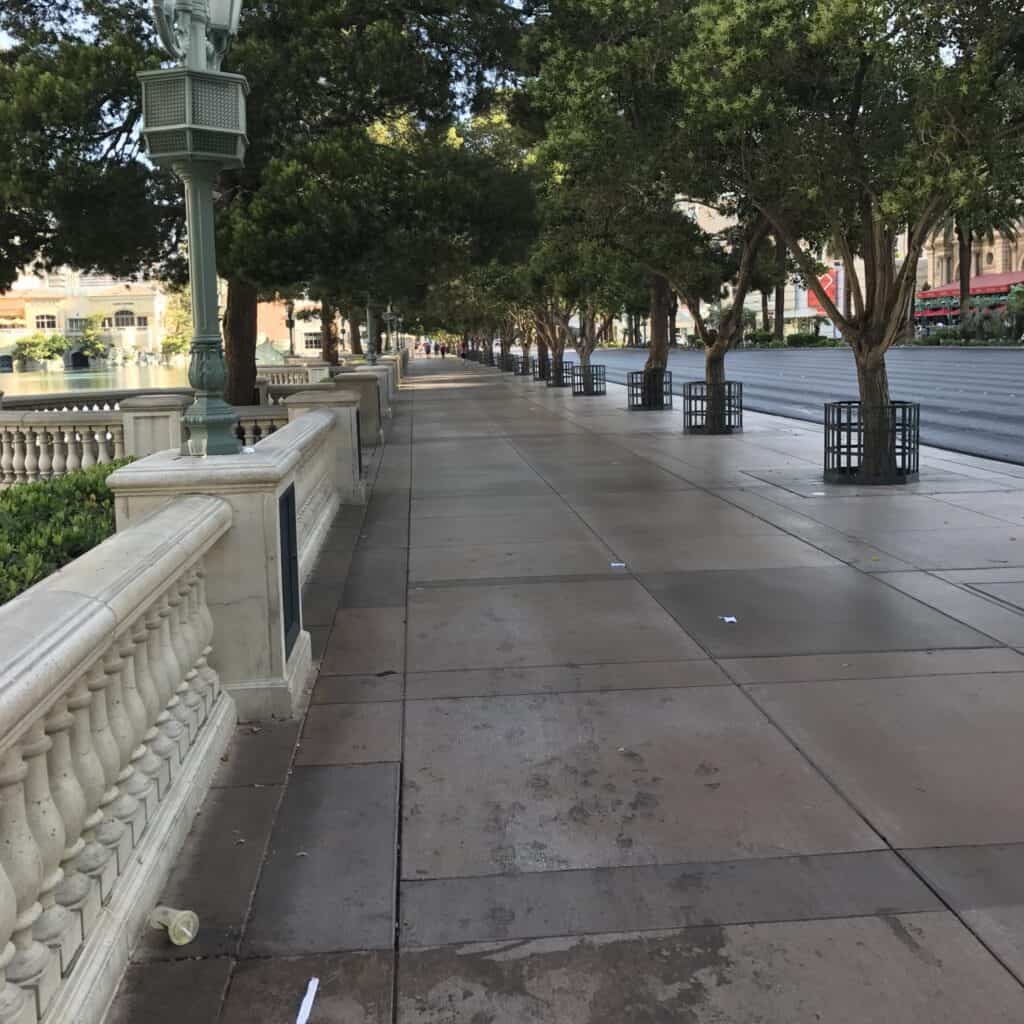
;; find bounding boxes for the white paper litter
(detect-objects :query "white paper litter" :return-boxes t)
[610,562,627,569]
[296,977,320,1024]
[718,616,738,624]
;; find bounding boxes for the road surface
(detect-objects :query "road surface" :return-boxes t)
[588,347,1024,464]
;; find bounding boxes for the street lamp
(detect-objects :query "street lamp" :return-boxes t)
[140,0,247,455]
[285,299,296,358]
[365,299,378,365]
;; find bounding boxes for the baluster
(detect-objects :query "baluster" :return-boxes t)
[49,428,66,480]
[21,429,38,483]
[64,429,82,474]
[158,596,197,750]
[79,425,97,469]
[0,429,13,485]
[35,429,52,482]
[86,662,135,874]
[111,423,126,461]
[145,607,187,774]
[95,427,112,466]
[102,645,150,845]
[69,681,118,904]
[115,632,157,822]
[179,572,209,719]
[130,619,171,800]
[194,564,221,704]
[167,584,204,732]
[0,859,31,1023]
[0,748,58,1019]
[22,723,76,976]
[45,696,98,943]
[10,431,25,484]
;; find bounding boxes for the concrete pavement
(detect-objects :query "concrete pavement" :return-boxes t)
[108,356,1024,1022]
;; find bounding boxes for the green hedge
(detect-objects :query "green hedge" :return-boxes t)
[0,462,127,605]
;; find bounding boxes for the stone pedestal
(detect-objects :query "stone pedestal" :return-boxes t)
[120,394,192,459]
[330,372,385,446]
[108,412,340,721]
[284,389,366,505]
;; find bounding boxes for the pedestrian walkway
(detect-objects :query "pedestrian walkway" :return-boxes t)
[109,357,1024,1022]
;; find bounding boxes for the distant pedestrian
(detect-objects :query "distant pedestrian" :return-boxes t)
[425,341,432,356]
[440,344,447,359]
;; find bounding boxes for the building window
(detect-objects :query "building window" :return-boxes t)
[986,252,995,266]
[135,315,149,328]
[113,309,135,328]
[35,314,57,330]
[66,318,87,334]
[101,317,113,329]
[304,332,321,351]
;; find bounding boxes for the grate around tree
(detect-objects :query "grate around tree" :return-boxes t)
[627,369,673,411]
[480,347,496,367]
[532,356,551,382]
[546,359,575,388]
[824,400,920,485]
[514,355,532,376]
[498,353,516,372]
[683,381,743,434]
[572,364,607,396]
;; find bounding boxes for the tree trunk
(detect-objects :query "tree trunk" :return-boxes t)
[761,292,770,332]
[347,314,363,355]
[645,274,671,371]
[536,339,550,379]
[320,299,340,365]
[223,276,258,406]
[855,350,897,482]
[774,239,786,342]
[669,292,679,346]
[957,217,973,337]
[705,342,728,433]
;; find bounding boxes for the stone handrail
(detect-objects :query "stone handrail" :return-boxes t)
[0,389,193,414]
[0,494,235,1023]
[0,411,126,486]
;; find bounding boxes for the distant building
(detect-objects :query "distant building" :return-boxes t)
[922,224,1024,289]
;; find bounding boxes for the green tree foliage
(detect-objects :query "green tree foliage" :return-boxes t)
[13,331,69,364]
[160,286,193,358]
[674,0,1024,474]
[76,314,109,359]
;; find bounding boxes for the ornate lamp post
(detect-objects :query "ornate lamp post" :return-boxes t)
[139,0,247,455]
[365,299,379,365]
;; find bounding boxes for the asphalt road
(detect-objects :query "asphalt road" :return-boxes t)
[587,347,1024,465]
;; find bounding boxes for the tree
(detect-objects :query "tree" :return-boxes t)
[76,315,110,360]
[161,287,193,360]
[676,0,1024,477]
[14,332,69,366]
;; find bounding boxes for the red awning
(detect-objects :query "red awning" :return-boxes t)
[917,270,1024,301]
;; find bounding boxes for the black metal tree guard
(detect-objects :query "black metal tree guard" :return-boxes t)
[547,359,575,388]
[498,352,516,372]
[514,355,533,376]
[481,347,496,367]
[532,355,551,382]
[572,364,607,396]
[683,381,743,434]
[627,368,673,411]
[824,400,920,485]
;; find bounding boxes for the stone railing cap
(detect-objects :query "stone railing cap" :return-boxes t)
[283,389,360,408]
[119,394,193,411]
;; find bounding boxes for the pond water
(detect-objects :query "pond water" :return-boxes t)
[0,366,190,396]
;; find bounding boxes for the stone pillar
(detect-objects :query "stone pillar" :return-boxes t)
[329,372,384,446]
[284,389,366,505]
[120,395,192,459]
[107,413,344,721]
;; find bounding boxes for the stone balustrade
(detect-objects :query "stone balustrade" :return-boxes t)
[0,389,193,414]
[0,495,236,1024]
[255,364,331,386]
[233,406,289,447]
[0,412,126,485]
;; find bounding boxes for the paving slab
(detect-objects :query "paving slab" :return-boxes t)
[405,660,729,700]
[906,844,1024,982]
[641,566,995,657]
[407,578,704,672]
[401,688,881,880]
[105,959,231,1024]
[243,764,399,956]
[867,526,1024,570]
[410,511,591,548]
[396,915,1024,1023]
[341,547,409,608]
[297,702,403,765]
[133,785,280,960]
[313,673,404,703]
[213,722,298,788]
[400,850,940,947]
[221,952,394,1024]
[749,673,1024,848]
[721,646,1024,685]
[409,539,620,582]
[322,607,406,676]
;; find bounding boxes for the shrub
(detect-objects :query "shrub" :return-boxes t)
[747,330,774,346]
[0,462,127,604]
[785,332,826,347]
[14,332,70,364]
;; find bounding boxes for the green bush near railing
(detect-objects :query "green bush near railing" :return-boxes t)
[0,461,128,604]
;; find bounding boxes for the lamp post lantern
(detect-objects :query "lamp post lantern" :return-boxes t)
[139,0,247,455]
[366,299,379,365]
